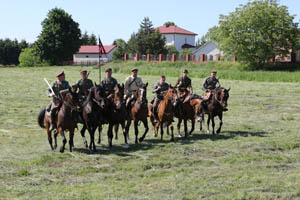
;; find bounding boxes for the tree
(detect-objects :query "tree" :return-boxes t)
[19,48,41,67]
[215,0,298,66]
[166,45,179,56]
[89,34,97,45]
[163,21,175,27]
[196,26,219,48]
[0,38,28,65]
[81,31,90,45]
[112,39,127,60]
[129,17,166,55]
[35,8,81,65]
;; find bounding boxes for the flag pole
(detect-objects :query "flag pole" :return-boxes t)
[98,35,101,83]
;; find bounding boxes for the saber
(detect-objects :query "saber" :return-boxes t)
[44,78,55,96]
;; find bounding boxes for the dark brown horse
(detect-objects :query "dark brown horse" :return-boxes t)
[38,88,79,152]
[103,84,129,148]
[154,86,178,141]
[125,83,149,144]
[201,87,230,134]
[81,86,107,151]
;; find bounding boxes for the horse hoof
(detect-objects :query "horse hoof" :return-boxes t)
[170,138,175,142]
[138,137,144,143]
[59,148,64,153]
[207,130,210,134]
[177,134,182,138]
[97,141,101,145]
[124,143,129,149]
[154,134,158,138]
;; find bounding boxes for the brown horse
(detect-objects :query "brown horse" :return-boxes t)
[154,86,178,141]
[38,88,79,152]
[201,87,230,134]
[125,83,149,144]
[103,84,129,148]
[175,99,195,138]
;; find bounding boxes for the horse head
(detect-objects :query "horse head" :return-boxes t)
[166,84,179,107]
[217,87,230,108]
[137,83,148,104]
[114,84,125,109]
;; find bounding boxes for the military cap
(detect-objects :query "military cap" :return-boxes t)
[183,69,188,73]
[211,70,217,73]
[56,71,65,77]
[131,68,138,72]
[80,69,87,74]
[105,68,112,72]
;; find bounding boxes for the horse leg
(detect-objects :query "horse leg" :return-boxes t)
[212,116,216,135]
[177,118,182,138]
[107,124,113,148]
[88,126,97,151]
[97,125,102,144]
[207,115,210,134]
[58,128,67,153]
[167,126,170,135]
[170,124,175,142]
[125,120,131,140]
[69,129,74,152]
[184,119,188,138]
[189,119,195,136]
[121,122,129,148]
[114,124,119,140]
[46,123,54,150]
[139,119,149,143]
[200,114,204,131]
[80,124,88,148]
[160,122,164,141]
[216,113,223,134]
[134,120,139,144]
[54,129,58,149]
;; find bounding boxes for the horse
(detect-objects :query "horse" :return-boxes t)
[154,85,178,141]
[201,87,230,134]
[125,83,149,144]
[81,85,107,151]
[102,84,129,148]
[38,88,79,152]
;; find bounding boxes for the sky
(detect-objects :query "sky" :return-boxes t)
[0,0,299,45]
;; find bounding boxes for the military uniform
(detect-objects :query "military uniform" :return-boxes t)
[124,76,143,96]
[75,78,94,97]
[151,82,169,120]
[202,77,220,92]
[176,76,192,93]
[101,77,118,95]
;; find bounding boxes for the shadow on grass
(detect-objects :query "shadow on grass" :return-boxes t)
[73,130,268,155]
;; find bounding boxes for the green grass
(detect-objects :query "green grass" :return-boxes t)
[103,61,300,83]
[0,66,300,199]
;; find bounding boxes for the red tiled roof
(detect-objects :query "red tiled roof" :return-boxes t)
[77,45,116,54]
[156,25,197,35]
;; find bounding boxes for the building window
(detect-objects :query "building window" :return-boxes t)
[86,55,89,58]
[185,38,187,44]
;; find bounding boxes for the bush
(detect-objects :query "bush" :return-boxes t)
[19,48,41,67]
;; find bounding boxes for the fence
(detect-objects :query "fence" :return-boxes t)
[123,53,237,63]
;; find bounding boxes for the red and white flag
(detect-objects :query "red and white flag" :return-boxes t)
[98,37,106,57]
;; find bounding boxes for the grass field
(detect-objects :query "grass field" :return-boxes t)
[0,66,300,200]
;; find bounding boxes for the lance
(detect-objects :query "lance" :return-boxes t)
[44,78,55,96]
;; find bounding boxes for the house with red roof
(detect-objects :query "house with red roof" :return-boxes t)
[156,25,197,51]
[73,45,116,64]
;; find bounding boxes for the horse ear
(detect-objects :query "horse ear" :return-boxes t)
[122,83,124,88]
[169,84,172,88]
[68,87,73,94]
[145,82,148,87]
[94,82,98,87]
[228,87,231,92]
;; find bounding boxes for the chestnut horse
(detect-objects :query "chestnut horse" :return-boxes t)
[201,87,230,134]
[154,86,178,141]
[125,83,149,144]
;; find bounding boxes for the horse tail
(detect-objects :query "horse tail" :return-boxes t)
[38,107,46,128]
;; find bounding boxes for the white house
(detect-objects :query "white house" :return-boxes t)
[73,45,116,64]
[193,42,223,61]
[156,25,197,51]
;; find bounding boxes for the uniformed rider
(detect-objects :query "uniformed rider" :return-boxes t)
[73,70,94,101]
[124,68,143,109]
[46,71,70,131]
[151,75,169,120]
[101,68,118,96]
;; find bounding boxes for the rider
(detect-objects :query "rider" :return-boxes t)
[124,68,143,110]
[151,75,169,121]
[46,71,70,131]
[175,69,192,115]
[73,70,94,102]
[101,68,118,97]
[201,69,228,111]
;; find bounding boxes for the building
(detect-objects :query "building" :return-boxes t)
[73,45,116,64]
[193,42,223,61]
[156,25,197,51]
